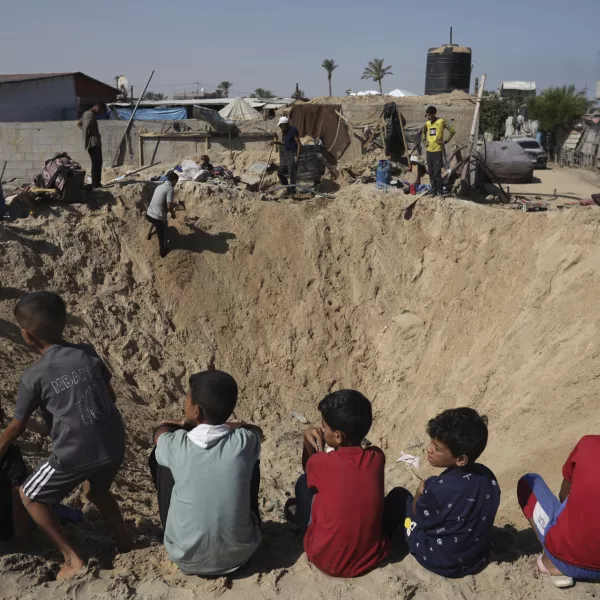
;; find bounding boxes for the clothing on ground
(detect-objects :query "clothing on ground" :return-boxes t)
[304,445,390,578]
[282,126,300,152]
[427,151,444,196]
[410,463,501,578]
[15,343,125,472]
[155,424,262,576]
[88,146,103,188]
[0,445,28,541]
[517,472,600,580]
[278,150,297,192]
[422,118,455,153]
[520,435,600,572]
[146,215,169,258]
[22,455,122,504]
[81,110,102,150]
[147,181,174,222]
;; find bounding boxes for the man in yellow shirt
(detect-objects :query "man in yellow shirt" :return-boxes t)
[422,106,455,196]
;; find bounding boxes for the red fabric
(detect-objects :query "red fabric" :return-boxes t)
[545,435,600,569]
[304,446,390,577]
[517,478,537,519]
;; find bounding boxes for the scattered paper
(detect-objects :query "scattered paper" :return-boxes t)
[396,452,420,468]
[290,411,308,424]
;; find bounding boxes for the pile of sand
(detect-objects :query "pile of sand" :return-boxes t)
[1,180,600,599]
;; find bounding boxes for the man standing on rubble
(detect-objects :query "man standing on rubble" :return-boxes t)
[271,117,301,198]
[422,106,455,197]
[79,104,107,189]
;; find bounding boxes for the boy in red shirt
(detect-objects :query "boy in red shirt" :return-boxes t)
[518,435,600,588]
[285,389,389,577]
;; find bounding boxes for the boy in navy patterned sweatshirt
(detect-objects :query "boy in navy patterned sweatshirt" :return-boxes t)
[383,408,500,577]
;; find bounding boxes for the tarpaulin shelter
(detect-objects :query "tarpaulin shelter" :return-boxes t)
[111,106,187,121]
[288,104,351,160]
[388,88,418,97]
[218,97,261,121]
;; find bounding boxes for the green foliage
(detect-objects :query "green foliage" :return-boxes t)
[292,87,306,101]
[250,88,275,99]
[322,59,338,96]
[217,81,233,98]
[528,85,595,133]
[361,59,393,95]
[142,91,166,101]
[479,92,526,139]
[345,89,353,96]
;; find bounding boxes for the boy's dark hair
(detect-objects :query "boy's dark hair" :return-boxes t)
[189,370,238,424]
[318,389,372,445]
[427,407,489,462]
[200,155,210,163]
[166,171,179,185]
[426,105,437,115]
[14,291,66,343]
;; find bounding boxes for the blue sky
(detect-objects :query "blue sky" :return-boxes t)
[3,0,599,98]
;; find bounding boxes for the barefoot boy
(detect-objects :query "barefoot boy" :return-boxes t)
[288,389,389,577]
[150,370,262,576]
[384,408,500,577]
[517,435,600,588]
[0,292,130,578]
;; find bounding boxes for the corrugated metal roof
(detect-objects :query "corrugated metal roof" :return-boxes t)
[0,72,75,83]
[0,72,119,94]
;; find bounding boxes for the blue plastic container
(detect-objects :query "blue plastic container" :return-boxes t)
[376,160,391,191]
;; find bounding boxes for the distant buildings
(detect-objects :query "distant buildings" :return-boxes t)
[0,72,119,122]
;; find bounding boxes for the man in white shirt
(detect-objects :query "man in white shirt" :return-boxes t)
[146,171,178,258]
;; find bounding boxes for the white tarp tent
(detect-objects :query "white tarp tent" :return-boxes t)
[219,97,262,121]
[350,90,381,96]
[388,88,418,97]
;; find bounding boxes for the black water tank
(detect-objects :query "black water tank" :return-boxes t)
[425,44,472,95]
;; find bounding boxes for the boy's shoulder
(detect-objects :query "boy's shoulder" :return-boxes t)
[431,463,498,488]
[308,445,385,469]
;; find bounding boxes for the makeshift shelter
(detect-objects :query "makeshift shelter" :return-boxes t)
[288,104,351,160]
[388,88,418,97]
[475,141,534,184]
[218,97,261,121]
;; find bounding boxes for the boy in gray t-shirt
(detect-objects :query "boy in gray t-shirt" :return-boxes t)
[150,370,262,576]
[0,292,131,580]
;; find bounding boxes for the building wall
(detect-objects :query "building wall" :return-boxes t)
[0,76,79,122]
[0,120,273,182]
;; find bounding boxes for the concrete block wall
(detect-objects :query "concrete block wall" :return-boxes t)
[0,120,272,183]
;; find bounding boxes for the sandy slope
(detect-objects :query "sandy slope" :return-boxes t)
[1,181,599,599]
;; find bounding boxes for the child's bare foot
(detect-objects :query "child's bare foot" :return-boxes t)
[540,553,564,576]
[57,555,85,580]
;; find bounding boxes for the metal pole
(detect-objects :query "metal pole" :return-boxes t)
[112,70,155,167]
[461,74,486,188]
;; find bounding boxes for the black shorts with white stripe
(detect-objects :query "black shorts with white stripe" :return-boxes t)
[21,457,123,504]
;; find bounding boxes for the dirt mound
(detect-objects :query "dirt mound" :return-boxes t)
[1,184,600,599]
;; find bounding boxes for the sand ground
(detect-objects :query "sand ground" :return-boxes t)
[1,166,600,599]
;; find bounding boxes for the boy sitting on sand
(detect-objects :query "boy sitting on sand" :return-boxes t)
[384,408,500,577]
[517,435,600,588]
[150,370,263,576]
[286,389,390,578]
[0,291,131,579]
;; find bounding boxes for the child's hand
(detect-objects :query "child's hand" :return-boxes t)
[304,427,325,453]
[416,479,426,498]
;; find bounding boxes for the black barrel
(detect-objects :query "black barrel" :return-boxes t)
[425,44,472,95]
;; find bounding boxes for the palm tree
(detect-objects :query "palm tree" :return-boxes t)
[251,88,275,99]
[361,59,393,95]
[528,85,596,133]
[322,59,338,97]
[217,81,233,98]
